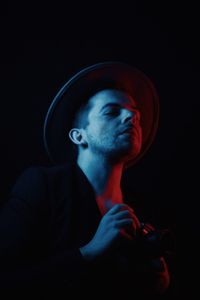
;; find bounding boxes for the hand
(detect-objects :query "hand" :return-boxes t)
[80,203,141,261]
[140,222,155,236]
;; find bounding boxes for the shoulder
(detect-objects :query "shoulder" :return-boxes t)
[9,162,76,202]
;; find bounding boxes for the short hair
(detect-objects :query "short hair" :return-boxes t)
[72,101,92,129]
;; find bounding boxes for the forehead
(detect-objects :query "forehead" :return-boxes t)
[88,89,137,111]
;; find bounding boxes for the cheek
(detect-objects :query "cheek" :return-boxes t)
[94,122,110,134]
[87,117,117,138]
[87,123,104,136]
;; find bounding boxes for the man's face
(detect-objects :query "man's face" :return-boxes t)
[80,89,142,163]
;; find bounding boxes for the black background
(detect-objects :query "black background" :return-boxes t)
[0,2,199,299]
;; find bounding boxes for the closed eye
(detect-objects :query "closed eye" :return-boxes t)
[104,109,119,116]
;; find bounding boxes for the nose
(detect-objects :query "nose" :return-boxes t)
[122,109,138,125]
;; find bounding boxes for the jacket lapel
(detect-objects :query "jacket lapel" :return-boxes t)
[59,163,101,248]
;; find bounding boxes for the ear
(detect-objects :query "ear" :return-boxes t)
[68,128,87,147]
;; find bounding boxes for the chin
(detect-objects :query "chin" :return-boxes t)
[112,145,141,164]
[124,143,142,161]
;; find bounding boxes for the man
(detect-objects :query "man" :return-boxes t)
[0,62,170,298]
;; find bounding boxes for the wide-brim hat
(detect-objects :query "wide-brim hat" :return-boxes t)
[43,61,159,168]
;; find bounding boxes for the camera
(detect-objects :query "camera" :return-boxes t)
[138,226,175,259]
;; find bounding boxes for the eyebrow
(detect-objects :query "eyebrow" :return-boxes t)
[100,102,138,112]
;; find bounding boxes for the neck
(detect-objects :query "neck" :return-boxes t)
[77,152,124,202]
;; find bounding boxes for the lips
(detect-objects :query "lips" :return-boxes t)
[120,126,138,135]
[122,129,134,134]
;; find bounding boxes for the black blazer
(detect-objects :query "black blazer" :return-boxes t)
[0,162,160,299]
[0,163,103,291]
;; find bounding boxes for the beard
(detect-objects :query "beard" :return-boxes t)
[87,132,142,164]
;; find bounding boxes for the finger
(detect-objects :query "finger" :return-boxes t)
[113,211,140,230]
[113,210,133,220]
[107,203,132,215]
[140,223,155,236]
[116,219,137,237]
[125,205,135,213]
[130,213,141,229]
[123,209,140,229]
[123,205,140,227]
[107,203,126,215]
[144,223,155,231]
[108,205,141,231]
[115,218,134,228]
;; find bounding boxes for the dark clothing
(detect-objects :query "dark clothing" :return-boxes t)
[0,162,167,299]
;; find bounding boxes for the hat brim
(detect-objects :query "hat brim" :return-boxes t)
[43,62,159,168]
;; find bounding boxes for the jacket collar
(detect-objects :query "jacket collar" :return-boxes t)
[60,162,102,246]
